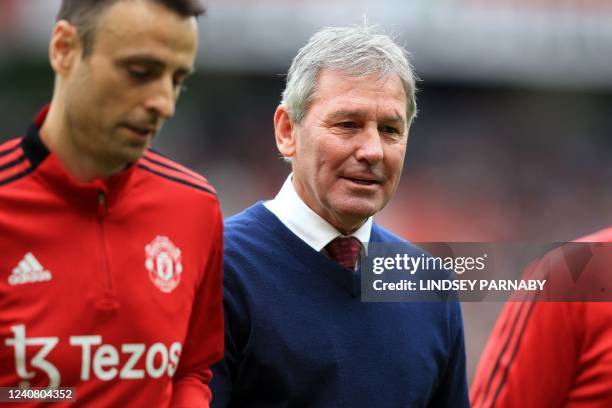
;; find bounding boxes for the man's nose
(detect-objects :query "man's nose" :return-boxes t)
[355,124,384,164]
[144,78,176,119]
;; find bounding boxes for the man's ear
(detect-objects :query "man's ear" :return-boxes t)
[274,105,297,159]
[49,20,81,77]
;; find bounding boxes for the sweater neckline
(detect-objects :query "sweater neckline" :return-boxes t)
[245,202,383,297]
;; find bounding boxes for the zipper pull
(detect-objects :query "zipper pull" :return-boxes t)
[98,191,107,217]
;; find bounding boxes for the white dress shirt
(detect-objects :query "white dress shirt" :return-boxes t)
[264,175,372,253]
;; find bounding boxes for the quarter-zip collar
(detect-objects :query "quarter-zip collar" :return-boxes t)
[22,106,137,214]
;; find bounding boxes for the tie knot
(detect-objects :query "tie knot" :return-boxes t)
[325,236,362,270]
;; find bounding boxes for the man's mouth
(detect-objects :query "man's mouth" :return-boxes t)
[342,176,382,186]
[124,124,155,138]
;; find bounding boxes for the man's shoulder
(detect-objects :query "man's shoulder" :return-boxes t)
[224,202,272,240]
[223,202,301,264]
[371,223,406,244]
[136,149,217,200]
[0,137,33,190]
[0,137,22,151]
[371,223,428,254]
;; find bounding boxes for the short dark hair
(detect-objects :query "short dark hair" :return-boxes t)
[56,0,206,57]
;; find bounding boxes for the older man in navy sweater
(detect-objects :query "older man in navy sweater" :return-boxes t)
[211,24,469,407]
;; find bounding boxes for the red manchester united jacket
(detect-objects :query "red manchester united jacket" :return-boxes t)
[0,108,224,407]
[471,227,612,408]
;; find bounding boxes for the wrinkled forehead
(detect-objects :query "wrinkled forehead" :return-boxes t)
[311,68,408,115]
[313,69,407,113]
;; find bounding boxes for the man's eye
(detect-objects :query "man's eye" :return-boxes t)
[128,67,153,80]
[380,126,399,134]
[338,122,357,129]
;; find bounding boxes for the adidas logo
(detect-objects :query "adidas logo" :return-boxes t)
[9,253,52,286]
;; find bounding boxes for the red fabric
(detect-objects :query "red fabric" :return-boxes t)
[471,227,612,408]
[0,110,224,407]
[325,236,362,270]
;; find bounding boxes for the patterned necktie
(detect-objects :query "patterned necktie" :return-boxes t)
[325,236,362,270]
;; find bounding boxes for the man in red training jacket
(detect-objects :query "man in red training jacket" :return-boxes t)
[0,0,223,406]
[472,227,612,407]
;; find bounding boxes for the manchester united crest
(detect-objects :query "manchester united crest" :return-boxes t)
[145,236,183,293]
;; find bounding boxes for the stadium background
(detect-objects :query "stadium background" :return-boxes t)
[2,0,612,382]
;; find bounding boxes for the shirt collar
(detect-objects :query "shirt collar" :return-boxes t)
[23,105,137,212]
[264,174,372,252]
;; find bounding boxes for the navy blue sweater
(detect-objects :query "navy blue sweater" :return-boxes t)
[211,202,469,407]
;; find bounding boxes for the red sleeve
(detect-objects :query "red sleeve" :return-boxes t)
[470,251,583,408]
[171,203,224,407]
[471,301,580,408]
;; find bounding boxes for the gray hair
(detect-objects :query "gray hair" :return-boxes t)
[281,24,418,126]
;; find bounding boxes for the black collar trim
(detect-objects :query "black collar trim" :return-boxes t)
[21,123,50,169]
